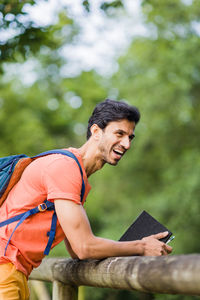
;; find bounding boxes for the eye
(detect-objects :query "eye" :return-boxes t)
[129,135,135,141]
[116,131,123,137]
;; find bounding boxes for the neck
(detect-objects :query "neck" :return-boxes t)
[78,140,105,177]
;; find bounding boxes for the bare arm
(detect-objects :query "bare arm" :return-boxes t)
[55,200,172,260]
[64,238,78,259]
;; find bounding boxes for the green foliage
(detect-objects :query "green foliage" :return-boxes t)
[1,0,200,299]
[109,0,200,257]
[0,0,107,154]
[82,0,90,13]
[0,69,107,155]
[100,0,124,12]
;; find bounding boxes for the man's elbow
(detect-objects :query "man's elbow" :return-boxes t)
[73,242,94,260]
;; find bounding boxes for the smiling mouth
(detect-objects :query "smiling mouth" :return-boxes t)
[113,149,124,158]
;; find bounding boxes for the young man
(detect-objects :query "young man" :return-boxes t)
[0,99,172,299]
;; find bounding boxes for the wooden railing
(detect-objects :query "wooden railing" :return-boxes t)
[29,254,200,300]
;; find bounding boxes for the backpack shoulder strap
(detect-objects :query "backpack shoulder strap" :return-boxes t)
[1,200,55,256]
[32,149,85,203]
[0,149,86,256]
[0,149,85,207]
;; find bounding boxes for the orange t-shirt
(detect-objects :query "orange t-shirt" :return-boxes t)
[0,148,91,277]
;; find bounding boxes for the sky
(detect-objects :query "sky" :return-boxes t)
[1,0,148,85]
[2,0,198,81]
[23,0,147,76]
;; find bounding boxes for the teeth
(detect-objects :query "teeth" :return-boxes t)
[114,150,123,155]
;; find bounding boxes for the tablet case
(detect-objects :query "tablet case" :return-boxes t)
[119,210,172,243]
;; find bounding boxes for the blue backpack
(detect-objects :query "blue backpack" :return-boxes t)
[0,149,85,256]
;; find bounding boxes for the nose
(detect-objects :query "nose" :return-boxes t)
[121,136,131,150]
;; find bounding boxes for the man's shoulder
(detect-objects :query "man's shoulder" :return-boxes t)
[34,149,80,168]
[22,148,79,176]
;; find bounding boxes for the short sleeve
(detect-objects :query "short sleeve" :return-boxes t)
[42,156,82,204]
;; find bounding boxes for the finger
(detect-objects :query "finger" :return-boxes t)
[152,231,169,240]
[159,248,166,256]
[161,245,169,256]
[165,244,173,253]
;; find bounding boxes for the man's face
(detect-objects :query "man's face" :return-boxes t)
[98,119,135,166]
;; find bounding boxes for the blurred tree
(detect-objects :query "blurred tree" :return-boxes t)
[0,0,109,155]
[0,0,124,66]
[1,0,200,300]
[110,0,200,267]
[84,1,200,298]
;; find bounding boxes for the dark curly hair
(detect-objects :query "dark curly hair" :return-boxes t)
[87,99,140,140]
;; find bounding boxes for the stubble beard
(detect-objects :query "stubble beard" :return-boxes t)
[99,146,120,166]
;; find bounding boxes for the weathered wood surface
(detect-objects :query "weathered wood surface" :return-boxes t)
[52,281,78,300]
[29,280,51,300]
[30,254,200,296]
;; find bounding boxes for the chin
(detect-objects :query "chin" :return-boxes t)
[108,160,119,166]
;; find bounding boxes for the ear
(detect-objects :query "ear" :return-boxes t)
[90,124,103,141]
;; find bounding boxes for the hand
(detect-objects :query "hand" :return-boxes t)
[142,231,173,256]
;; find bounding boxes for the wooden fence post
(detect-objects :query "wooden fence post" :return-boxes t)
[52,280,78,300]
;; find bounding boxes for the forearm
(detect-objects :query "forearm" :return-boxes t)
[70,233,172,259]
[72,235,144,259]
[55,200,172,260]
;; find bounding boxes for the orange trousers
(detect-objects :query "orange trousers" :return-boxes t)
[0,263,29,300]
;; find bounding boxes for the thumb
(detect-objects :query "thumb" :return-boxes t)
[153,231,169,240]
